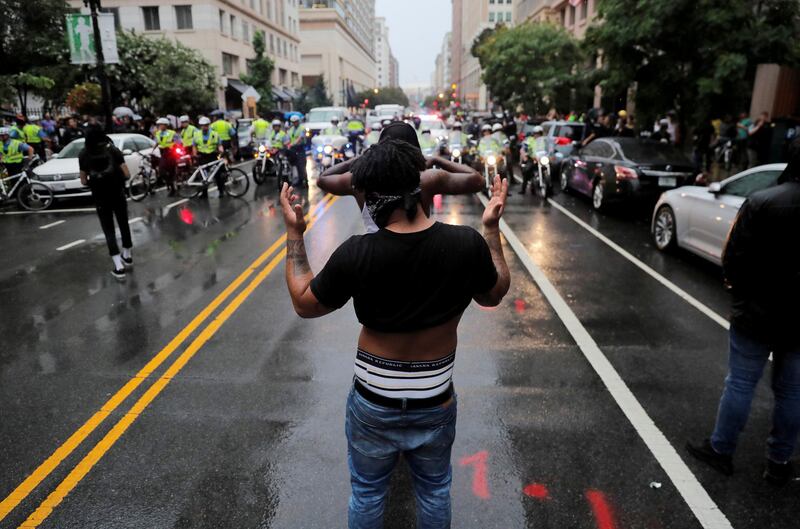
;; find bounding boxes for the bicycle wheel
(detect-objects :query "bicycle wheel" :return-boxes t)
[177,174,202,198]
[128,170,150,201]
[224,167,250,198]
[17,182,54,211]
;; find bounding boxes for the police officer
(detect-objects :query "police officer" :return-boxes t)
[193,117,224,197]
[478,124,501,157]
[9,118,25,142]
[287,115,308,187]
[520,126,546,195]
[154,117,182,196]
[23,118,49,160]
[322,117,343,136]
[0,127,34,177]
[251,115,270,145]
[179,115,198,154]
[365,122,382,148]
[267,119,289,150]
[418,128,438,154]
[211,115,236,156]
[345,117,365,153]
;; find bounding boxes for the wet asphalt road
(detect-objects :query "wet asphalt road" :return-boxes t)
[0,162,797,529]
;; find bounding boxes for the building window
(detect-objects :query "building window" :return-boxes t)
[230,15,237,38]
[142,6,160,31]
[568,5,575,25]
[488,11,495,22]
[279,68,287,85]
[269,33,274,53]
[506,0,511,3]
[243,21,250,43]
[489,0,495,3]
[101,7,121,29]
[267,0,272,19]
[222,53,237,76]
[580,0,588,20]
[560,7,566,26]
[219,10,226,33]
[250,0,255,8]
[175,6,193,30]
[505,11,511,21]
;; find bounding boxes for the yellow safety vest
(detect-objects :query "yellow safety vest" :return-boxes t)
[252,119,270,140]
[267,130,287,149]
[156,129,177,149]
[180,125,198,146]
[10,125,24,140]
[1,140,24,164]
[288,125,306,145]
[194,130,220,154]
[23,124,42,144]
[211,120,232,141]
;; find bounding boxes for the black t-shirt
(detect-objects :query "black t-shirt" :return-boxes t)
[311,222,498,333]
[78,144,126,190]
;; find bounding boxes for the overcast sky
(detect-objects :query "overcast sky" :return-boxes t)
[375,0,451,88]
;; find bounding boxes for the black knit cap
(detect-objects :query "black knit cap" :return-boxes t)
[378,121,421,151]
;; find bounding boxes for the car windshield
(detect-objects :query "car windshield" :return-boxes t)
[556,124,584,139]
[307,110,342,122]
[58,138,125,159]
[620,141,690,164]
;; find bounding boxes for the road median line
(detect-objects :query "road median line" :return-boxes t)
[16,195,339,529]
[0,192,332,524]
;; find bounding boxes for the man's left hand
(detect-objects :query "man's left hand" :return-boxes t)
[280,182,307,236]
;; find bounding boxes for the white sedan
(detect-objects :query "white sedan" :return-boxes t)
[33,134,158,197]
[651,163,787,264]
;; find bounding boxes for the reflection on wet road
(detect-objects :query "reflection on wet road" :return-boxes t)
[0,171,795,528]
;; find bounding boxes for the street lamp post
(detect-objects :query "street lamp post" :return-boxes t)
[84,0,113,132]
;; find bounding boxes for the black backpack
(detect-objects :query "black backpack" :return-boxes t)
[88,145,117,182]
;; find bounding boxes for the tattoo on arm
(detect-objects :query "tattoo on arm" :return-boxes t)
[286,239,311,275]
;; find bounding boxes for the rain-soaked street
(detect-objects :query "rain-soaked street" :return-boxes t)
[0,164,797,529]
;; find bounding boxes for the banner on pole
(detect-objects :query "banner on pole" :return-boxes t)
[66,14,119,65]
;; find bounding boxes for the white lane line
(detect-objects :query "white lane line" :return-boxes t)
[0,207,96,216]
[39,220,65,230]
[547,198,730,330]
[164,198,188,211]
[478,194,733,529]
[56,239,85,251]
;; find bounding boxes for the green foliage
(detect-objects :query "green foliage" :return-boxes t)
[354,86,409,108]
[106,31,218,115]
[586,0,800,125]
[473,23,586,115]
[294,75,333,114]
[240,31,275,114]
[66,82,102,115]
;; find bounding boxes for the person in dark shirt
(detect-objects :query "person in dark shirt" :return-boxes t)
[688,138,800,486]
[280,139,510,528]
[78,127,133,280]
[60,117,84,149]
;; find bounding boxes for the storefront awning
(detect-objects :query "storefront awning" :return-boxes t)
[227,79,261,102]
[271,86,293,102]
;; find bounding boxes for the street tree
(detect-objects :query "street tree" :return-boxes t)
[354,86,409,108]
[586,0,800,127]
[106,31,217,116]
[294,75,334,114]
[239,30,275,115]
[66,82,102,115]
[472,23,586,115]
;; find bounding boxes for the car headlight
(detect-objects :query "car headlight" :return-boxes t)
[487,155,497,166]
[323,145,333,154]
[540,156,550,166]
[452,149,461,158]
[258,145,266,153]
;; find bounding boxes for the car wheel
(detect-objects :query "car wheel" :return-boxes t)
[653,205,677,251]
[560,166,570,193]
[592,180,605,211]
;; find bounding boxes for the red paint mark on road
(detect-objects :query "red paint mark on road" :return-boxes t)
[179,208,194,225]
[459,451,490,499]
[586,490,617,529]
[514,298,527,313]
[522,483,550,500]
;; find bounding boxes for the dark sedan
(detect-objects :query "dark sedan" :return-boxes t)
[559,138,696,210]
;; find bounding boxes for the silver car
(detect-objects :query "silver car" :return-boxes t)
[651,163,786,264]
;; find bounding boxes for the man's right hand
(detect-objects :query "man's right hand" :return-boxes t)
[280,182,307,237]
[482,175,508,228]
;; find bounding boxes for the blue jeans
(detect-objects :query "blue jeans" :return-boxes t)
[345,386,457,529]
[711,326,800,462]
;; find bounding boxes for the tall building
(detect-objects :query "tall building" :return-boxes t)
[374,17,396,88]
[431,32,451,92]
[299,0,376,106]
[389,55,399,88]
[69,0,303,114]
[453,0,514,110]
[515,0,598,38]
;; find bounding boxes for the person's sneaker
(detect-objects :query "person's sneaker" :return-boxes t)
[763,459,797,486]
[121,256,133,268]
[111,267,126,280]
[686,439,734,476]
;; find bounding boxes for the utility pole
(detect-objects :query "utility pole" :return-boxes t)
[84,0,113,132]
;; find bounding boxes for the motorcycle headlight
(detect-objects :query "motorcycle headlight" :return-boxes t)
[452,149,461,158]
[540,156,550,166]
[316,146,323,152]
[258,145,266,153]
[487,155,497,166]
[323,145,333,154]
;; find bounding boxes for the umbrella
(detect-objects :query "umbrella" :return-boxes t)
[209,109,227,117]
[113,106,134,118]
[284,111,304,120]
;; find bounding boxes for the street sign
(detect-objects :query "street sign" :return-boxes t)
[66,13,119,65]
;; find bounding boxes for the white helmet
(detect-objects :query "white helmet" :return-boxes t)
[156,117,170,125]
[179,115,189,123]
[289,115,300,122]
[271,119,283,126]
[0,127,9,135]
[481,124,492,132]
[372,122,382,130]
[492,123,503,132]
[533,125,544,134]
[198,117,211,125]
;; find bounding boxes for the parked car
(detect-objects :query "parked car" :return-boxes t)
[560,138,695,210]
[33,134,158,197]
[651,163,786,264]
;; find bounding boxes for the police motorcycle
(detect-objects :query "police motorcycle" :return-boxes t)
[419,129,441,157]
[252,140,290,186]
[311,131,353,173]
[346,118,366,155]
[520,126,553,199]
[363,122,383,151]
[475,125,507,193]
[445,128,470,165]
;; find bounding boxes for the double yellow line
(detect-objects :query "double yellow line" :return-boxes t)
[1,193,339,528]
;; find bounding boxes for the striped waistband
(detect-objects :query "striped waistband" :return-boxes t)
[354,349,455,399]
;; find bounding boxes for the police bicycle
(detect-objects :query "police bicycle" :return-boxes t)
[176,155,249,199]
[0,155,54,211]
[127,152,156,202]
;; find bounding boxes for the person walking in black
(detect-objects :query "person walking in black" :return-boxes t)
[78,127,133,280]
[687,138,800,486]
